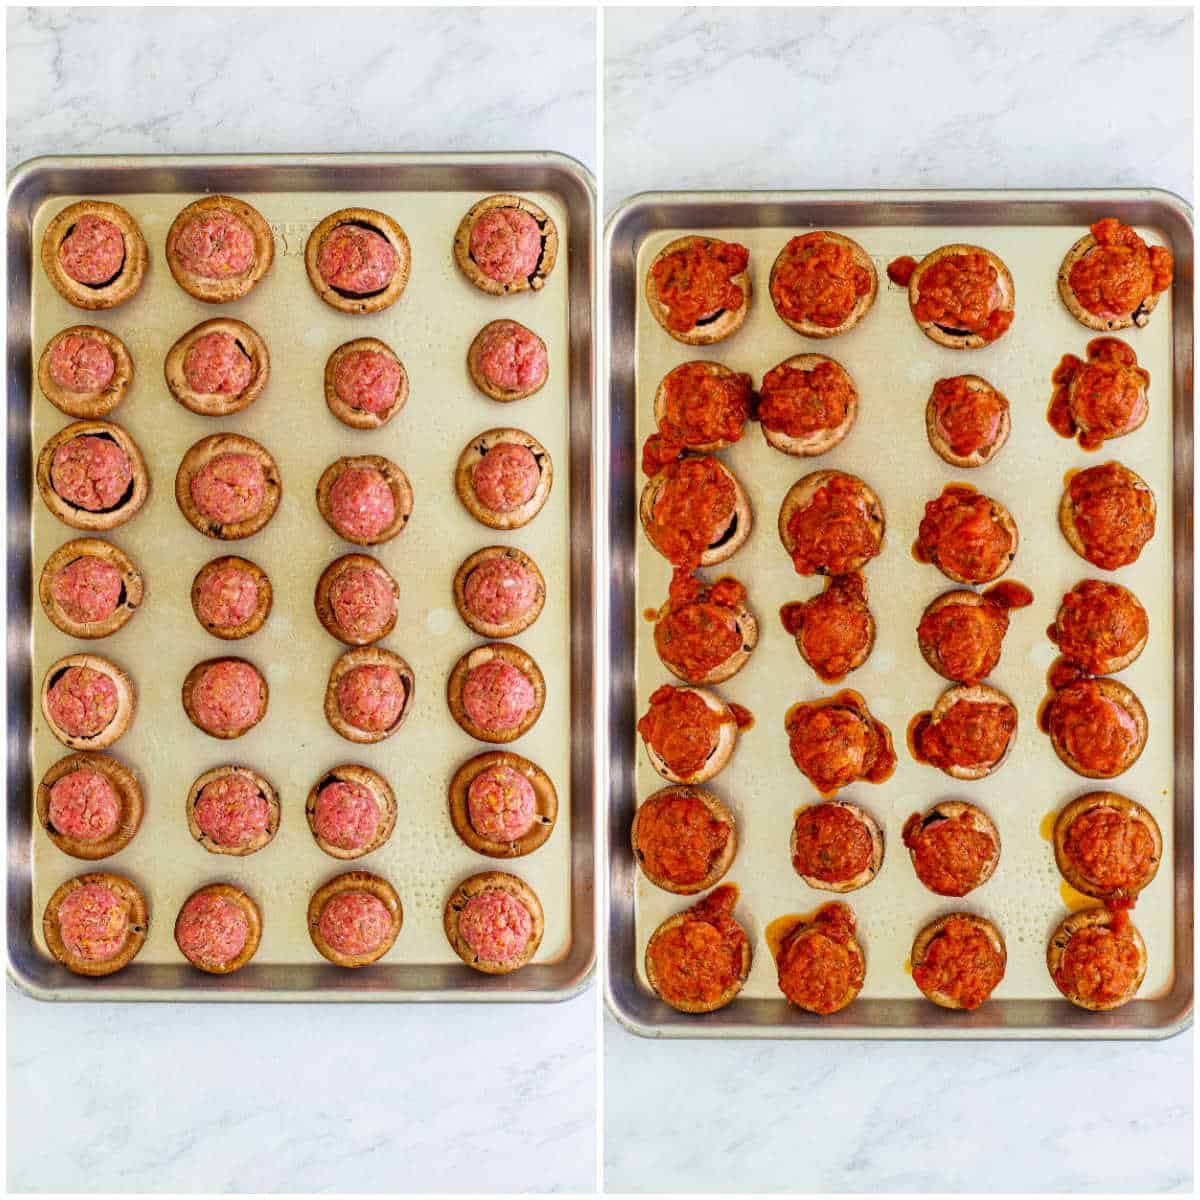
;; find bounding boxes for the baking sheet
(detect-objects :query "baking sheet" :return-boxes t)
[606,190,1193,1037]
[8,154,596,1000]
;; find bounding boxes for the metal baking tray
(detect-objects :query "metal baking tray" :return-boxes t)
[7,153,596,1001]
[605,189,1193,1038]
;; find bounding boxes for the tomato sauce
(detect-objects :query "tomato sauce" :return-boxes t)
[643,363,754,474]
[887,256,917,287]
[1067,218,1174,320]
[1043,679,1139,776]
[635,790,731,888]
[929,376,1007,458]
[917,598,1007,686]
[647,457,738,570]
[647,883,747,1007]
[1047,338,1149,450]
[1066,462,1155,570]
[914,252,1012,342]
[637,684,730,778]
[786,474,881,576]
[651,239,750,334]
[902,810,997,896]
[912,917,1004,1010]
[909,698,1016,773]
[776,902,864,1014]
[1064,806,1155,895]
[786,690,896,795]
[914,484,1014,583]
[983,580,1033,609]
[791,802,873,884]
[758,360,854,440]
[654,569,746,682]
[1049,580,1148,675]
[1054,920,1142,1007]
[781,572,872,683]
[770,233,871,328]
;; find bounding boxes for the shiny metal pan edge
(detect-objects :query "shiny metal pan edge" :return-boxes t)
[7,152,597,1002]
[604,188,1192,1039]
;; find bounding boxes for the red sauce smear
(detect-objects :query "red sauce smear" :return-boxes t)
[642,363,754,475]
[913,916,1004,1010]
[1048,580,1148,675]
[914,252,1012,342]
[647,457,738,571]
[651,239,750,334]
[914,484,1014,583]
[786,474,881,576]
[930,376,1008,458]
[1064,806,1155,897]
[781,572,872,683]
[791,802,872,884]
[771,233,871,328]
[902,810,997,896]
[785,690,896,796]
[1068,218,1173,320]
[1066,462,1155,570]
[1041,679,1139,776]
[776,901,864,1014]
[637,684,732,778]
[887,256,917,287]
[1054,919,1141,1007]
[908,698,1016,773]
[1048,338,1149,451]
[917,597,1008,686]
[983,580,1033,609]
[758,359,854,440]
[654,569,746,683]
[647,883,747,1007]
[635,790,731,888]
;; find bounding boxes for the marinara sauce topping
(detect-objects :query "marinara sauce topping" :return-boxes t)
[777,903,863,1014]
[791,803,872,884]
[913,917,1004,1010]
[1054,920,1142,1007]
[911,699,1016,773]
[648,457,737,570]
[915,486,1013,583]
[1045,680,1138,776]
[651,240,750,334]
[786,692,896,795]
[637,685,730,778]
[782,572,871,683]
[930,377,1007,458]
[642,364,753,475]
[914,253,1012,342]
[647,884,747,1007]
[786,475,879,576]
[636,791,731,888]
[1050,580,1148,675]
[903,811,996,896]
[655,570,745,682]
[758,361,853,440]
[1067,463,1155,570]
[918,599,1007,686]
[771,233,871,327]
[1064,807,1155,893]
[1048,338,1148,450]
[1068,218,1174,319]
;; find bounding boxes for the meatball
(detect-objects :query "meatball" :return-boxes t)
[463,558,539,627]
[189,453,266,525]
[176,891,250,967]
[467,765,537,842]
[191,660,263,736]
[469,208,542,284]
[473,444,540,513]
[318,891,392,956]
[194,774,270,848]
[328,468,395,541]
[58,214,124,285]
[334,350,402,414]
[183,332,253,395]
[51,436,133,511]
[313,781,380,852]
[195,564,259,628]
[172,211,255,278]
[336,664,404,732]
[48,334,116,393]
[46,666,118,738]
[461,659,536,733]
[329,566,395,641]
[317,225,397,294]
[57,882,128,960]
[457,889,533,962]
[51,556,122,625]
[47,769,121,841]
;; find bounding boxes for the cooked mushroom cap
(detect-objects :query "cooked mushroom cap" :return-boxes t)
[1047,907,1147,1010]
[37,325,134,419]
[907,243,1015,349]
[40,200,149,310]
[305,764,397,860]
[1057,229,1166,332]
[175,433,281,541]
[640,458,753,568]
[448,750,558,859]
[631,785,736,895]
[789,799,884,893]
[910,912,1007,1009]
[777,470,885,573]
[308,871,403,967]
[1052,791,1162,901]
[36,420,149,533]
[758,354,859,458]
[36,751,144,860]
[174,883,263,975]
[42,871,148,976]
[185,765,280,856]
[165,194,274,303]
[645,235,752,345]
[1045,677,1148,779]
[925,375,1011,468]
[443,870,545,974]
[453,194,559,297]
[40,653,136,751]
[304,208,411,314]
[164,318,270,417]
[768,231,877,338]
[640,685,739,786]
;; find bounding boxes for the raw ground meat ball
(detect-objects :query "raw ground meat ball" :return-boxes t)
[334,351,402,414]
[51,557,123,624]
[463,558,539,627]
[191,661,262,735]
[196,565,259,628]
[329,567,395,640]
[58,215,124,285]
[467,766,537,842]
[457,889,532,962]
[51,436,133,511]
[477,324,548,392]
[329,469,395,541]
[194,774,270,848]
[172,212,255,278]
[46,667,118,738]
[317,226,397,294]
[48,769,121,841]
[318,891,391,956]
[469,209,542,285]
[313,781,380,851]
[190,453,266,525]
[473,444,539,513]
[336,664,404,732]
[176,892,249,966]
[48,334,116,393]
[57,882,128,960]
[183,332,253,395]
[462,659,536,733]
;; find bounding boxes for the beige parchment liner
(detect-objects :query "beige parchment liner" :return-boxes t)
[634,224,1175,1004]
[30,190,572,968]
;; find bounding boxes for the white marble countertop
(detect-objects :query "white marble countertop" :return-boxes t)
[6,7,596,1195]
[603,6,1191,1194]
